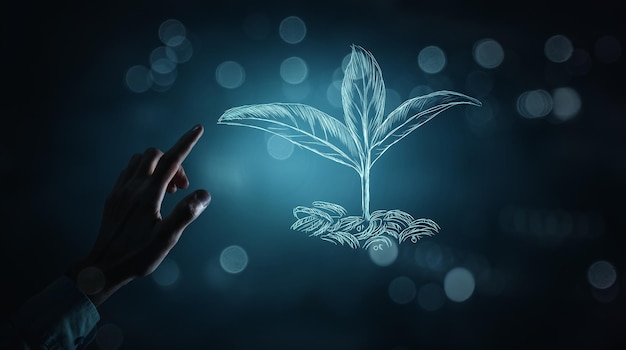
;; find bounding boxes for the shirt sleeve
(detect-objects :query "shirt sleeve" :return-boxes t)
[2,275,100,350]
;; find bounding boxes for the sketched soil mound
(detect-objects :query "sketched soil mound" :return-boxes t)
[291,201,440,249]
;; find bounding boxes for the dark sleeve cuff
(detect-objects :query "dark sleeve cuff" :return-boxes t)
[10,275,100,349]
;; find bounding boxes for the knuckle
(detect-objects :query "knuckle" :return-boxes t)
[144,147,163,158]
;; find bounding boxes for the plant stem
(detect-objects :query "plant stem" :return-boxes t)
[360,166,371,220]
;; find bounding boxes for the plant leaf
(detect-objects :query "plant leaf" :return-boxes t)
[370,91,481,167]
[342,45,386,163]
[218,103,361,172]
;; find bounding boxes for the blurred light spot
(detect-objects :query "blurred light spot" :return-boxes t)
[418,46,446,74]
[282,81,311,101]
[150,68,177,89]
[567,49,592,75]
[473,39,504,69]
[384,88,401,115]
[544,35,573,63]
[151,258,180,287]
[465,71,494,97]
[125,65,152,93]
[594,35,621,63]
[408,85,433,98]
[332,68,344,89]
[243,13,271,40]
[388,276,416,304]
[166,38,193,64]
[150,46,177,74]
[444,267,475,302]
[326,82,342,108]
[368,240,398,267]
[551,87,581,121]
[216,61,245,89]
[96,323,124,350]
[587,260,617,289]
[279,16,306,44]
[416,242,455,272]
[280,56,309,84]
[417,283,446,311]
[516,89,552,118]
[220,245,248,274]
[267,134,294,160]
[159,19,186,47]
[341,53,352,73]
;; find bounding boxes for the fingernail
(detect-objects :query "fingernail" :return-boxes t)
[195,190,211,208]
[191,124,202,132]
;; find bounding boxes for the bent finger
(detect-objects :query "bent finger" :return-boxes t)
[136,147,164,177]
[113,153,141,189]
[152,189,211,253]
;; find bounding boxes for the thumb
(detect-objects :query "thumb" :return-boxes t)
[154,189,211,251]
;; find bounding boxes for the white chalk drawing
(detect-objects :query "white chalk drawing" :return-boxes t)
[218,45,481,249]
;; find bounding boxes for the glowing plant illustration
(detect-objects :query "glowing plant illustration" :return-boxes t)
[218,45,480,249]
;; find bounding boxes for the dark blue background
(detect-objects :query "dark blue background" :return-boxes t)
[2,0,624,349]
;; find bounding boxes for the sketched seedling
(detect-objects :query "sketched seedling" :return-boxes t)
[218,45,481,249]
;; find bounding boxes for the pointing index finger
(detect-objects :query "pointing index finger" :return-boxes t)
[152,124,203,189]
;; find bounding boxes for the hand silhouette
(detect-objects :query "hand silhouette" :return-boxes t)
[66,124,210,306]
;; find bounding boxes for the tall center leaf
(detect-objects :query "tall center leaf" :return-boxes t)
[341,45,386,171]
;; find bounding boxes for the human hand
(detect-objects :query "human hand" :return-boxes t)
[66,124,210,306]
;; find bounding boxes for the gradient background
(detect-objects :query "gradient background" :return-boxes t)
[2,0,624,349]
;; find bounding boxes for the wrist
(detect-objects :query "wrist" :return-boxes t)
[66,260,132,307]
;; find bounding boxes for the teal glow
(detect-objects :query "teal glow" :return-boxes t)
[418,45,447,74]
[216,61,245,89]
[444,267,475,302]
[279,16,307,44]
[473,39,505,69]
[218,45,479,249]
[266,134,295,160]
[280,56,309,84]
[220,245,248,274]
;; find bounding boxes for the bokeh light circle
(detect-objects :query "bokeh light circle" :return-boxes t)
[326,82,342,108]
[473,39,504,69]
[220,245,249,274]
[150,46,177,74]
[418,45,446,74]
[151,258,180,287]
[267,134,295,160]
[417,283,446,311]
[444,267,475,302]
[125,65,152,93]
[216,61,246,89]
[552,87,581,121]
[368,240,398,267]
[516,89,553,118]
[280,56,309,84]
[544,35,574,63]
[279,16,307,44]
[388,276,417,304]
[159,19,186,47]
[166,38,193,64]
[587,260,617,289]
